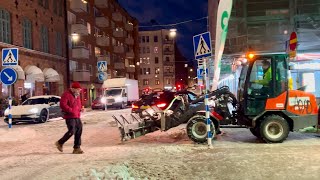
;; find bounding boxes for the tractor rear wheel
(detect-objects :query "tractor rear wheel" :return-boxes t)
[260,115,289,143]
[186,115,215,143]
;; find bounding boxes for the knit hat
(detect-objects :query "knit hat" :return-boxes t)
[71,82,81,89]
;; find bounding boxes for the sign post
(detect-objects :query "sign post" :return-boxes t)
[1,48,19,129]
[97,61,107,111]
[289,32,298,59]
[193,32,213,148]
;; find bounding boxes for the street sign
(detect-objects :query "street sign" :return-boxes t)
[98,72,107,81]
[289,32,297,51]
[97,61,107,72]
[2,48,19,66]
[197,68,208,79]
[193,32,212,60]
[0,68,18,85]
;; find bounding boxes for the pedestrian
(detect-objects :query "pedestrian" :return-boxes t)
[55,82,84,154]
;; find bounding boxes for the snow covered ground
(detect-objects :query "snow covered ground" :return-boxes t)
[1,108,320,180]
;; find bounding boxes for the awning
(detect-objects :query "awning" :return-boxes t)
[43,68,60,82]
[24,65,44,82]
[1,65,25,80]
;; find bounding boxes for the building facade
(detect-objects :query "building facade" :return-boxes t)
[138,29,175,93]
[68,0,139,106]
[0,0,67,103]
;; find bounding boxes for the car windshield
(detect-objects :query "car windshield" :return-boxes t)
[22,98,49,105]
[106,89,122,96]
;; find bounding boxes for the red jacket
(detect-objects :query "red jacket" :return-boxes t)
[60,89,82,119]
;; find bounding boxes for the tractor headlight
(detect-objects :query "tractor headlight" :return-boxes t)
[29,108,39,114]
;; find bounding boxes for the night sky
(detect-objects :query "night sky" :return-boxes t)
[118,0,208,61]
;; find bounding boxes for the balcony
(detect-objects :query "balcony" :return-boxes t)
[71,23,88,35]
[112,12,122,21]
[114,46,125,53]
[95,0,108,8]
[72,70,90,82]
[96,36,110,46]
[70,0,88,13]
[163,39,173,44]
[72,47,89,59]
[163,49,174,55]
[97,55,110,64]
[126,66,135,73]
[113,30,124,38]
[125,23,133,31]
[125,37,134,45]
[95,16,109,27]
[125,51,135,58]
[163,72,175,77]
[163,61,174,66]
[114,62,125,69]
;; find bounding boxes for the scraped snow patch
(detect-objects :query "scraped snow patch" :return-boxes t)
[74,162,143,180]
[0,127,37,142]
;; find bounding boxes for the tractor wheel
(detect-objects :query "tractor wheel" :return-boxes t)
[249,126,261,138]
[186,115,215,144]
[260,115,289,143]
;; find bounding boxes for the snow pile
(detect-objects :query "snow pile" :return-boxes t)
[0,127,37,142]
[74,162,144,180]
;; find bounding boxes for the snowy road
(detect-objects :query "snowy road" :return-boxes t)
[1,109,320,179]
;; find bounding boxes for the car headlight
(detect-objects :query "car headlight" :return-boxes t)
[29,108,39,114]
[4,108,9,116]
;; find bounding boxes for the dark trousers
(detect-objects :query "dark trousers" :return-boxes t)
[58,118,83,148]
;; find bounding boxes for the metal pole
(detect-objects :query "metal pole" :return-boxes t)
[64,0,70,88]
[8,85,12,129]
[203,58,213,147]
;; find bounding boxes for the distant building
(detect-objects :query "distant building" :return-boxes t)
[138,29,175,93]
[0,0,67,101]
[68,0,139,105]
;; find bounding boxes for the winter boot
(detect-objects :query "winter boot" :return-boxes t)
[73,148,84,154]
[55,141,63,152]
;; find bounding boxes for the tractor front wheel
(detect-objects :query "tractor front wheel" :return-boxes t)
[260,115,289,143]
[186,115,215,144]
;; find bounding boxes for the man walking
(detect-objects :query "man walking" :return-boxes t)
[55,82,84,154]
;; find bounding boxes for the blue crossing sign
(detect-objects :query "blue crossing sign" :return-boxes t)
[97,61,107,72]
[0,68,18,85]
[2,48,19,66]
[193,32,212,60]
[197,68,208,79]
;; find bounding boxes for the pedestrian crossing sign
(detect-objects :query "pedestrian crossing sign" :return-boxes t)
[97,61,107,72]
[2,48,19,66]
[193,32,212,60]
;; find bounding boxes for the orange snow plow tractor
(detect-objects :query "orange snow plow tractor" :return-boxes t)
[236,53,318,143]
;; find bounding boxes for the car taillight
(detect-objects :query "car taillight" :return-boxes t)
[132,104,139,109]
[157,103,167,108]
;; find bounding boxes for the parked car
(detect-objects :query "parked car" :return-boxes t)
[4,95,62,124]
[91,97,105,110]
[131,90,198,113]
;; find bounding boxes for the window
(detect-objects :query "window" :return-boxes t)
[87,22,91,34]
[148,68,151,74]
[142,47,146,54]
[55,32,62,56]
[154,35,158,42]
[155,57,159,64]
[95,46,101,56]
[154,47,159,53]
[44,0,49,9]
[82,63,86,70]
[155,79,160,85]
[140,68,143,75]
[89,65,93,76]
[38,0,43,6]
[0,8,11,43]
[165,35,169,40]
[22,18,32,49]
[143,79,149,85]
[155,68,160,74]
[166,57,170,62]
[146,47,150,53]
[142,36,145,43]
[146,36,149,42]
[54,0,63,16]
[166,78,171,84]
[94,27,100,36]
[40,25,49,53]
[88,44,92,55]
[143,68,146,74]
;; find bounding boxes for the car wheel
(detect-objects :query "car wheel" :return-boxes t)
[38,109,49,123]
[186,115,215,144]
[260,115,289,143]
[120,102,126,109]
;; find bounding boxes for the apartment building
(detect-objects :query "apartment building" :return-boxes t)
[0,0,67,101]
[138,29,175,93]
[68,0,139,105]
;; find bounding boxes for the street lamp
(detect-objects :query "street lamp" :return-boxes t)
[169,29,177,38]
[71,33,80,42]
